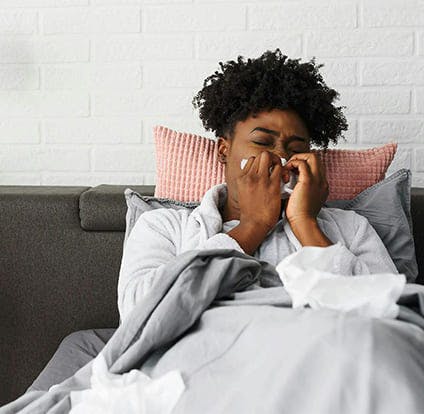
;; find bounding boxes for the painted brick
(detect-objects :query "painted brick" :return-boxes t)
[0,146,90,171]
[0,0,87,6]
[0,173,41,185]
[0,10,37,34]
[415,148,424,171]
[93,89,193,116]
[94,34,192,61]
[0,65,39,89]
[42,64,142,89]
[92,145,156,171]
[0,146,40,171]
[363,1,424,27]
[39,147,91,171]
[306,30,414,57]
[197,32,302,60]
[338,88,410,115]
[362,60,424,85]
[0,91,89,116]
[142,115,214,143]
[335,118,358,147]
[319,60,357,86]
[42,7,140,34]
[0,0,423,187]
[44,118,142,144]
[360,119,424,143]
[0,119,39,143]
[412,172,424,187]
[0,37,89,63]
[416,87,424,112]
[143,4,245,32]
[92,0,191,4]
[41,172,153,186]
[249,2,356,30]
[143,61,214,88]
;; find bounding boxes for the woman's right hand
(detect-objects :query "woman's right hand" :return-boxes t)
[236,150,284,233]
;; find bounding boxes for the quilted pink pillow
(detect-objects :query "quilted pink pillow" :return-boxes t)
[154,125,397,202]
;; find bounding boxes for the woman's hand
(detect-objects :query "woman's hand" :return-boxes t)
[282,152,329,226]
[236,150,282,232]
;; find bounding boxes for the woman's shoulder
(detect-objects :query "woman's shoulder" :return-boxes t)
[138,206,192,228]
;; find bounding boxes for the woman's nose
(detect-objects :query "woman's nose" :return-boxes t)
[271,148,288,160]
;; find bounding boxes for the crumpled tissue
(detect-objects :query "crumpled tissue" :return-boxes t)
[276,242,406,319]
[240,157,298,199]
[69,352,185,414]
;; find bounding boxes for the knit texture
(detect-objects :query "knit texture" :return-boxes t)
[153,125,397,202]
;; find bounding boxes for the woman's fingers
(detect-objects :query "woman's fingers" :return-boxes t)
[242,151,282,178]
[284,158,312,183]
[286,152,326,182]
[240,155,256,174]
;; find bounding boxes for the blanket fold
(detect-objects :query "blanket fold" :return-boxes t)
[2,248,424,414]
[1,249,277,414]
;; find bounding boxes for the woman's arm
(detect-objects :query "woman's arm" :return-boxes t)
[118,208,246,321]
[117,209,178,321]
[282,209,399,277]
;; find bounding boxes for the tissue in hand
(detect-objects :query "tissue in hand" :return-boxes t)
[240,157,298,199]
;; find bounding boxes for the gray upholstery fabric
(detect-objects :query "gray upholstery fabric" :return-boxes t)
[79,184,155,231]
[1,183,424,407]
[123,188,199,243]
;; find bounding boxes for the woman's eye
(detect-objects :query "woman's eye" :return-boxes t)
[290,148,306,154]
[253,141,270,146]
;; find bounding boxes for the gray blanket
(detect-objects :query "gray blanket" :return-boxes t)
[2,248,424,414]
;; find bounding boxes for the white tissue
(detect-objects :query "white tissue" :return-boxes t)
[240,157,298,199]
[69,353,185,414]
[276,243,406,319]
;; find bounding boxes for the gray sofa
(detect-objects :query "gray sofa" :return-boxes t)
[1,184,423,406]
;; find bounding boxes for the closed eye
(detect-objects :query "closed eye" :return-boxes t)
[253,141,270,146]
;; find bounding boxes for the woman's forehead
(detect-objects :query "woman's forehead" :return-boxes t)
[235,109,310,140]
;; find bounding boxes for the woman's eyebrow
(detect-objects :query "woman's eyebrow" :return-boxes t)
[250,127,279,136]
[249,127,307,142]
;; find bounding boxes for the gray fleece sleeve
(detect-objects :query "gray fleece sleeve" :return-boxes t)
[330,212,399,276]
[197,233,245,253]
[284,209,399,276]
[117,209,179,321]
[118,210,244,321]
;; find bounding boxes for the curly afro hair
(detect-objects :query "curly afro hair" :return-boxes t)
[192,48,348,149]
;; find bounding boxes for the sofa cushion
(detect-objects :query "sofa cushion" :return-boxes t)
[79,185,155,231]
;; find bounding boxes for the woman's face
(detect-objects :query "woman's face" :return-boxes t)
[218,108,311,195]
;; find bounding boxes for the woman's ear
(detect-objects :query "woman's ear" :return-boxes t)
[217,137,229,164]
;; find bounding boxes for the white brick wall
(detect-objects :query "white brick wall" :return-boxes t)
[0,0,423,187]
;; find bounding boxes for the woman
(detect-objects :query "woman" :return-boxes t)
[8,50,417,413]
[117,49,398,321]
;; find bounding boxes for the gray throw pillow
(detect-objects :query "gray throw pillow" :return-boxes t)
[324,168,417,282]
[123,189,199,245]
[124,168,418,282]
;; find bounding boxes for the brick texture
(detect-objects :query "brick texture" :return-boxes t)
[0,0,422,187]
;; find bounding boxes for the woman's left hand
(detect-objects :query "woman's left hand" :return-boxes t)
[282,152,329,225]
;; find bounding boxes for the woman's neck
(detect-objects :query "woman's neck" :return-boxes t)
[220,191,287,223]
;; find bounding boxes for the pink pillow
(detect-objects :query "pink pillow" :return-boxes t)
[154,125,397,202]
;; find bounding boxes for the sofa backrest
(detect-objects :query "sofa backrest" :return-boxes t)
[1,184,423,405]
